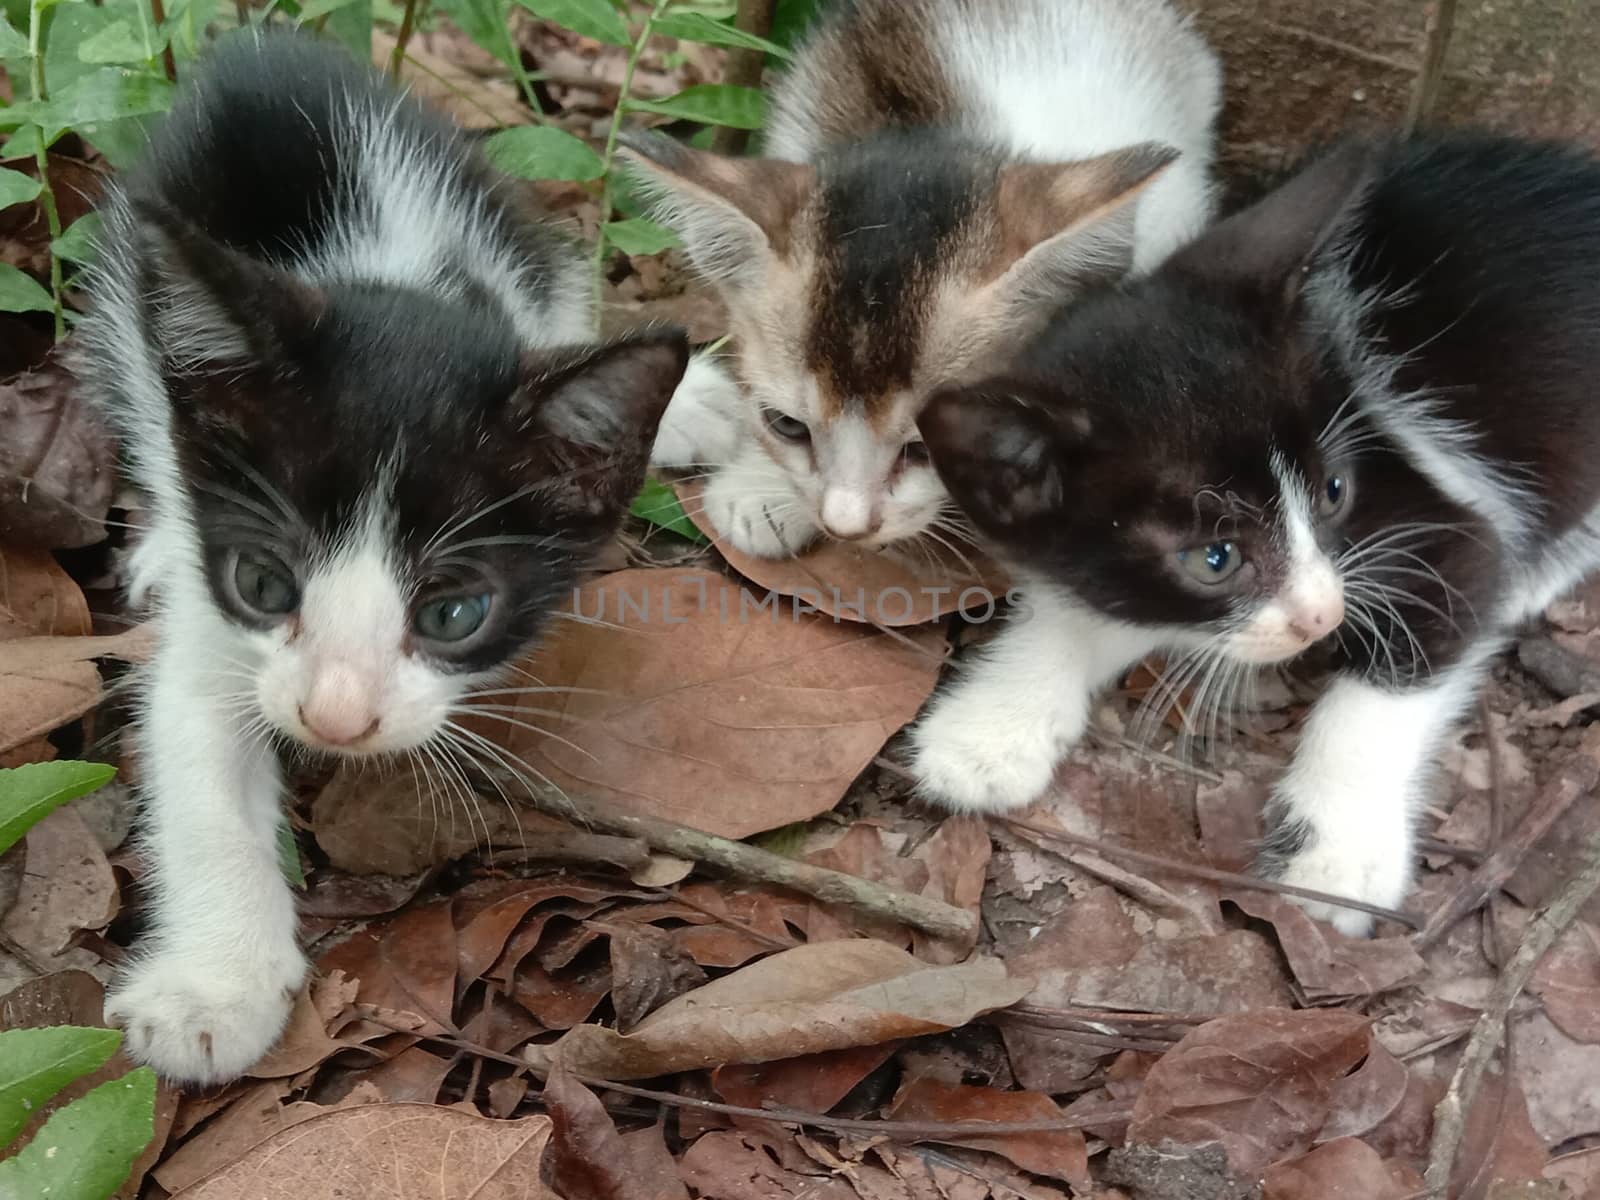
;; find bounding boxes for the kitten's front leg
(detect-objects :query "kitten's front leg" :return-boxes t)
[911,586,1160,812]
[701,436,820,558]
[106,620,305,1085]
[1260,670,1478,937]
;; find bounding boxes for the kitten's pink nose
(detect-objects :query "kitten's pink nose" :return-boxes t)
[299,664,381,747]
[1288,592,1346,643]
[819,489,882,541]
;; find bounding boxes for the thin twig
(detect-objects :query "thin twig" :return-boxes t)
[1412,742,1598,954]
[711,0,776,156]
[491,777,977,941]
[1405,0,1460,132]
[360,1015,1134,1137]
[1003,815,1421,930]
[1423,832,1600,1194]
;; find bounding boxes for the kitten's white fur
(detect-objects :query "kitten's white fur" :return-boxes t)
[653,0,1221,557]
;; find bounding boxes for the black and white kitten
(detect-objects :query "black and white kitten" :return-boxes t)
[913,133,1600,934]
[73,31,688,1082]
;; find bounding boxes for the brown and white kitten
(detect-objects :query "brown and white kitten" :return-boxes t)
[914,133,1600,935]
[629,0,1220,557]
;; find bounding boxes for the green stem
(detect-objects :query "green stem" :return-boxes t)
[389,0,422,80]
[499,0,544,120]
[591,0,670,334]
[27,0,63,340]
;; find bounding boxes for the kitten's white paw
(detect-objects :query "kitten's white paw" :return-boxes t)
[106,944,306,1085]
[910,692,1063,813]
[652,354,744,469]
[703,468,818,558]
[1267,836,1413,938]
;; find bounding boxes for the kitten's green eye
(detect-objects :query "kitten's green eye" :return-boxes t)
[414,594,491,643]
[232,554,298,615]
[763,408,810,443]
[1320,474,1349,516]
[1176,541,1242,585]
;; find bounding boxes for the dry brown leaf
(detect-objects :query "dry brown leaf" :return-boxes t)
[711,1043,898,1113]
[678,1130,860,1200]
[356,1045,460,1104]
[0,545,89,635]
[529,939,1031,1080]
[0,626,153,756]
[1531,919,1600,1043]
[0,357,114,549]
[1315,1040,1409,1144]
[316,901,458,1037]
[0,807,117,989]
[169,1102,551,1198]
[1226,891,1426,998]
[456,876,628,983]
[606,921,707,1031]
[544,1069,690,1200]
[493,568,944,838]
[675,478,1007,627]
[886,1075,1090,1188]
[1262,1137,1423,1200]
[1127,1008,1373,1177]
[246,971,367,1080]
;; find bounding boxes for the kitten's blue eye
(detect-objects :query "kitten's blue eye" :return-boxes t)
[414,594,491,643]
[1176,541,1243,585]
[232,554,298,615]
[763,408,810,442]
[1321,474,1348,515]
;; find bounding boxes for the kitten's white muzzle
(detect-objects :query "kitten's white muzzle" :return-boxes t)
[1228,560,1346,664]
[298,662,381,747]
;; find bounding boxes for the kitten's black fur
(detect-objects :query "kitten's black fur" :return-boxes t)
[926,132,1600,681]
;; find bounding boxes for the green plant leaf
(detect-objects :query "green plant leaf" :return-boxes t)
[278,820,306,889]
[768,0,821,51]
[0,1067,156,1199]
[0,1027,122,1147]
[653,11,792,59]
[53,210,102,264]
[296,0,362,22]
[77,18,165,64]
[0,164,40,209]
[0,262,52,314]
[482,125,603,181]
[629,83,765,129]
[0,761,117,856]
[1,125,44,161]
[433,0,519,68]
[516,0,628,46]
[603,216,680,255]
[630,476,707,542]
[40,66,174,129]
[0,12,29,58]
[323,0,374,58]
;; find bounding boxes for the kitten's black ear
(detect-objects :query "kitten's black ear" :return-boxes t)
[917,383,1084,537]
[514,328,691,518]
[132,201,325,373]
[618,132,816,287]
[983,144,1178,314]
[1165,140,1380,298]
